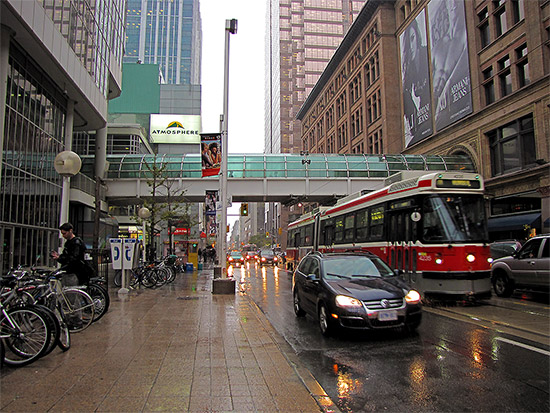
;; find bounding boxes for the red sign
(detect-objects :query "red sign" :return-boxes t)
[200,231,207,238]
[172,228,189,235]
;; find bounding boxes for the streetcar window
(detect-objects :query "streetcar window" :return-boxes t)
[370,206,385,240]
[324,221,335,245]
[356,209,369,241]
[334,217,344,243]
[304,224,313,246]
[344,214,355,242]
[421,195,487,243]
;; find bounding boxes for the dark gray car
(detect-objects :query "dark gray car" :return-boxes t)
[491,234,550,296]
[292,251,422,336]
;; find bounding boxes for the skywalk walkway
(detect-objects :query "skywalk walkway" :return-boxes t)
[95,153,475,204]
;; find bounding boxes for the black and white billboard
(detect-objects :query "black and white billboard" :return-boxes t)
[428,0,472,131]
[400,10,433,148]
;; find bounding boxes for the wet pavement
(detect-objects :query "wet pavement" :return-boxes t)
[0,268,339,412]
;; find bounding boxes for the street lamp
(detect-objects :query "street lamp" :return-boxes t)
[138,207,151,262]
[54,150,81,249]
[213,18,237,295]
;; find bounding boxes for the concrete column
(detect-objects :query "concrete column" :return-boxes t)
[0,25,14,185]
[95,126,107,178]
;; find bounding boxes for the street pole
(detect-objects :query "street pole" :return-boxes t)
[220,18,237,279]
[213,18,237,294]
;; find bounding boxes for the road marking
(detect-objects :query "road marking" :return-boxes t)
[495,337,550,356]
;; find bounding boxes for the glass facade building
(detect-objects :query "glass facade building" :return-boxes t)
[124,0,202,85]
[0,0,125,273]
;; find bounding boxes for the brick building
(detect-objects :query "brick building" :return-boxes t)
[297,0,549,241]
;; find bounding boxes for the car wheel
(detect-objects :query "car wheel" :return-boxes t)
[493,272,514,297]
[318,304,334,337]
[293,290,306,317]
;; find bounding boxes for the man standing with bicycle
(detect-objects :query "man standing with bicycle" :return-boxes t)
[51,223,91,286]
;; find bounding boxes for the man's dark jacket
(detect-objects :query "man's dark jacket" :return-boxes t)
[57,237,89,282]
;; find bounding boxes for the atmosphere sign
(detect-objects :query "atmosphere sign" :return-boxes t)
[150,114,201,143]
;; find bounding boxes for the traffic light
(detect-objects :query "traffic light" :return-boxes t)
[240,203,249,216]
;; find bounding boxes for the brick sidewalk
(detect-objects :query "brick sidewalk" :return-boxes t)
[0,269,339,412]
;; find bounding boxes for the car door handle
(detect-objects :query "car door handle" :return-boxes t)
[528,261,536,265]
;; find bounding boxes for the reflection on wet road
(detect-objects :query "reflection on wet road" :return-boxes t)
[235,263,550,412]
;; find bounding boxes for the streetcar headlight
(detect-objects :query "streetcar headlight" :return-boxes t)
[335,295,363,308]
[405,290,421,304]
[435,258,443,264]
[466,254,476,263]
[487,257,494,264]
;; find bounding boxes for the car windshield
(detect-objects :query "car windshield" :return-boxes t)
[322,256,394,280]
[260,250,274,256]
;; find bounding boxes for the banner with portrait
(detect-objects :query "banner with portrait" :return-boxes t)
[205,190,218,236]
[428,0,472,132]
[400,10,433,148]
[200,133,222,177]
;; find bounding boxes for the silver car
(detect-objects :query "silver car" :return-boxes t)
[490,234,549,297]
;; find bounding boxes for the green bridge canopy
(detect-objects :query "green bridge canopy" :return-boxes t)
[89,154,475,179]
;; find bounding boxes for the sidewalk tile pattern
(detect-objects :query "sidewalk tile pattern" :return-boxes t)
[1,270,338,412]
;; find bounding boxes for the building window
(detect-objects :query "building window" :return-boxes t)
[482,67,495,105]
[327,134,335,153]
[368,129,383,154]
[364,51,379,89]
[494,0,508,37]
[478,8,491,48]
[512,0,524,24]
[366,89,381,123]
[488,115,536,176]
[336,92,347,118]
[351,107,363,137]
[349,74,362,103]
[498,55,512,97]
[516,44,530,87]
[337,122,348,150]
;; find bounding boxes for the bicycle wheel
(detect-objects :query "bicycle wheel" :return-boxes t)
[1,306,51,366]
[33,304,60,357]
[53,306,70,351]
[141,268,158,288]
[87,284,110,322]
[60,289,95,332]
[113,270,122,287]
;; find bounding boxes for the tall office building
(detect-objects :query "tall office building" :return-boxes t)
[265,0,367,155]
[125,0,202,85]
[264,0,367,248]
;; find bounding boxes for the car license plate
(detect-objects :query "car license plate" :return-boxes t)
[378,310,397,321]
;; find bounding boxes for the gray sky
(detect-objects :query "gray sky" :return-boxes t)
[200,0,267,228]
[200,0,267,154]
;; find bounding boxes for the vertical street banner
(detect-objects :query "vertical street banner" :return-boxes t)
[205,190,218,236]
[400,10,433,148]
[428,0,472,132]
[200,133,222,177]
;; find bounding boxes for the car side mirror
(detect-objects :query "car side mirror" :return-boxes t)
[394,269,404,276]
[306,273,319,282]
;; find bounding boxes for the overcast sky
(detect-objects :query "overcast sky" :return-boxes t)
[200,0,267,154]
[200,0,267,228]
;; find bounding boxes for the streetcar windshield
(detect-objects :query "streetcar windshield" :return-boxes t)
[422,195,487,243]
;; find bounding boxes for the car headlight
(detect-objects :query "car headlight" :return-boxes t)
[335,295,363,308]
[405,290,421,304]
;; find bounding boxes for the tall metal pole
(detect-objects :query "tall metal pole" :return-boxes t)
[220,19,237,278]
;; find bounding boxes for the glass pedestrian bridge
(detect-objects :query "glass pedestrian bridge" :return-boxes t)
[104,153,474,179]
[100,153,476,204]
